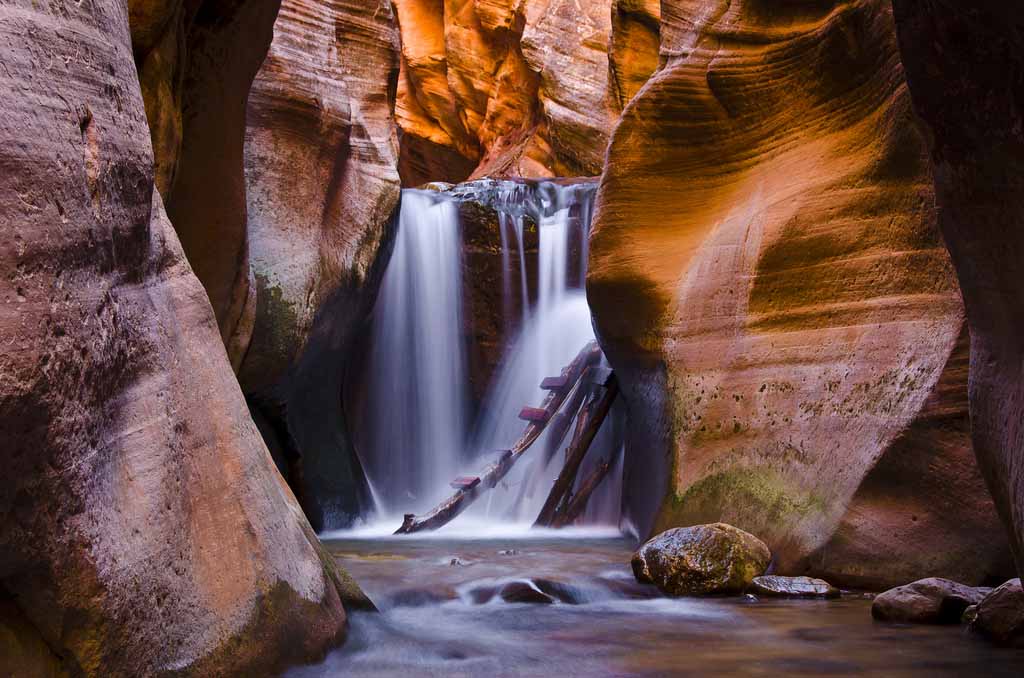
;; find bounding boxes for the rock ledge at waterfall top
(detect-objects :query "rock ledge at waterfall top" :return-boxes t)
[632,523,770,596]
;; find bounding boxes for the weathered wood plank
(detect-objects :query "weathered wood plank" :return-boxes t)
[533,374,619,528]
[394,341,602,534]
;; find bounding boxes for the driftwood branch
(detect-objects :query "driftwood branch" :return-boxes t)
[533,373,618,528]
[395,341,601,534]
[538,380,590,467]
[551,457,613,528]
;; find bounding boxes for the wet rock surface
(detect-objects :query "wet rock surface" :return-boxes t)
[751,576,839,599]
[971,579,1024,647]
[872,578,991,624]
[632,524,771,596]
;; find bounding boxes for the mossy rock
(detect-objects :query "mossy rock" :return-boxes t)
[632,523,771,596]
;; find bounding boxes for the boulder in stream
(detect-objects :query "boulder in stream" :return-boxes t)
[751,576,840,599]
[872,578,991,624]
[631,523,771,596]
[969,579,1024,647]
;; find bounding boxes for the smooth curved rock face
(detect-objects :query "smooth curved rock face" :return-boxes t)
[393,0,659,184]
[891,1,1024,581]
[130,0,282,369]
[972,579,1024,647]
[871,578,990,625]
[751,576,839,599]
[631,524,770,596]
[0,1,349,674]
[240,0,402,529]
[588,0,1011,588]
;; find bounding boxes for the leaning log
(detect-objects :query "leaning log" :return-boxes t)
[538,381,590,466]
[533,373,619,528]
[551,458,614,528]
[395,341,602,534]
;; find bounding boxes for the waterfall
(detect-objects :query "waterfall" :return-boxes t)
[361,190,469,515]
[355,180,624,532]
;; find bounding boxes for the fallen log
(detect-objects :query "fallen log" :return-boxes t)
[551,458,613,528]
[538,380,590,467]
[533,373,619,528]
[395,341,602,534]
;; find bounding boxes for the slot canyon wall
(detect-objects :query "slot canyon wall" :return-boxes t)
[891,0,1024,577]
[392,0,660,185]
[587,0,1014,589]
[238,0,402,531]
[2,0,1023,674]
[0,0,365,675]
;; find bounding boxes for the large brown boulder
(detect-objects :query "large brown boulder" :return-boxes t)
[872,578,991,624]
[631,523,770,596]
[891,1,1024,581]
[238,0,402,529]
[971,579,1024,647]
[0,0,352,674]
[587,0,1012,589]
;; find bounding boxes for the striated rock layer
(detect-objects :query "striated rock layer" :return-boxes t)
[0,0,353,674]
[130,0,283,369]
[240,0,402,530]
[393,0,659,185]
[891,1,1024,581]
[588,0,1011,588]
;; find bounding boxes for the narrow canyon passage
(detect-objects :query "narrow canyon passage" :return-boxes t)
[4,0,1024,675]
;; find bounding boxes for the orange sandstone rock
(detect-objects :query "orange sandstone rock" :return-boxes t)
[588,0,1012,588]
[393,0,658,184]
[239,0,403,529]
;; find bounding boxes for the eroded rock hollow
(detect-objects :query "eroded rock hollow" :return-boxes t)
[587,0,1013,588]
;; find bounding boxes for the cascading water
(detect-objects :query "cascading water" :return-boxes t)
[354,179,624,533]
[360,190,469,516]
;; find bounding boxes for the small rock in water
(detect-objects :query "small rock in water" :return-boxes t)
[871,577,991,624]
[751,575,840,599]
[499,581,555,604]
[631,523,771,596]
[970,578,1024,647]
[743,594,759,603]
[498,549,519,556]
[449,557,473,567]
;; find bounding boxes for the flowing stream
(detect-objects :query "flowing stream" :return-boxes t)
[289,535,1024,678]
